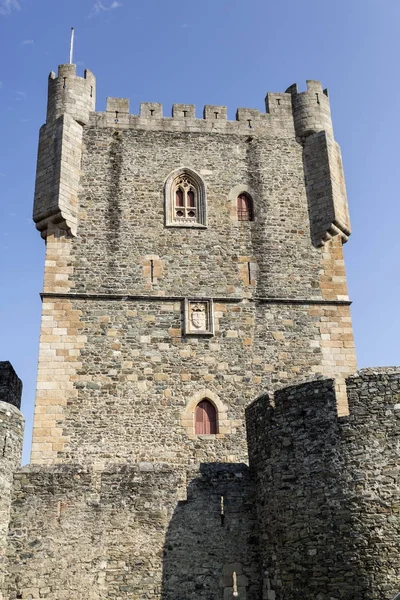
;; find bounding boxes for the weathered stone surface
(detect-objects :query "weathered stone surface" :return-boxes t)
[246,369,400,600]
[4,464,261,600]
[0,364,24,600]
[0,362,22,409]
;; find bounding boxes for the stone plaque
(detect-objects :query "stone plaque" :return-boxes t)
[184,299,214,336]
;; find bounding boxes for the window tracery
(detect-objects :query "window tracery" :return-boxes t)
[174,176,197,221]
[165,168,206,227]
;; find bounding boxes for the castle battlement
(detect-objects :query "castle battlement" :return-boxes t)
[87,94,295,135]
[44,65,335,140]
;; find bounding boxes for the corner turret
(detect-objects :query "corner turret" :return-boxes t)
[286,80,333,138]
[34,64,96,239]
[285,80,351,246]
[46,64,96,125]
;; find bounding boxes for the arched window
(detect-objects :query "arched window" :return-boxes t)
[195,400,217,435]
[165,168,206,227]
[237,193,254,221]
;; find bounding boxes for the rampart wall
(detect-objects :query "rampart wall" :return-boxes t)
[4,464,261,600]
[246,369,400,600]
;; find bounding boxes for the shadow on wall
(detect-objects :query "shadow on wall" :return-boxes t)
[161,463,262,600]
[246,373,400,600]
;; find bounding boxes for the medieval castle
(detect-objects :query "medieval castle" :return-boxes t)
[0,62,399,600]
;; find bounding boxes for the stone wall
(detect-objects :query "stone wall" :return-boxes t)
[0,363,24,600]
[31,291,356,466]
[246,369,400,600]
[5,463,261,600]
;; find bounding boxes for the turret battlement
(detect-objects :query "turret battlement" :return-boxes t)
[46,63,96,125]
[286,79,333,138]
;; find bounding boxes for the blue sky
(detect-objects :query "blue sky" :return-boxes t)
[0,0,399,463]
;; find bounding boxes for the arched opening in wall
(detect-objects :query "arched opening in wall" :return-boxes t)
[195,400,217,435]
[237,193,254,221]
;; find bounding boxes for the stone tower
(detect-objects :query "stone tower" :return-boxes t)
[30,65,356,468]
[1,64,398,600]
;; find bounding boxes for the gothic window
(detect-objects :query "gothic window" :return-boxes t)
[195,400,217,435]
[237,193,254,221]
[165,168,206,227]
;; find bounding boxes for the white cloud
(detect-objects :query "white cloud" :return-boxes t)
[0,0,20,16]
[88,1,122,18]
[0,82,3,89]
[22,39,34,45]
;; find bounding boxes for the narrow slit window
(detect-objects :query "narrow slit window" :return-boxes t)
[195,400,217,435]
[237,193,254,221]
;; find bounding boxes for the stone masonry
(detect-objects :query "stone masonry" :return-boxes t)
[246,369,400,600]
[0,62,397,600]
[0,363,24,600]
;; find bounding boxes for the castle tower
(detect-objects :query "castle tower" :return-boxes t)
[30,66,356,468]
[6,64,397,600]
[0,363,24,599]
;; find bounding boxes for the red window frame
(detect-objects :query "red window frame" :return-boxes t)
[237,193,254,221]
[195,400,217,435]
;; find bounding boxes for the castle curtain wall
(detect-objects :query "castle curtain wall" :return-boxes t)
[246,369,400,600]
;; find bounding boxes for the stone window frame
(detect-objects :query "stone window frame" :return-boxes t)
[181,389,231,439]
[165,167,207,228]
[228,184,260,222]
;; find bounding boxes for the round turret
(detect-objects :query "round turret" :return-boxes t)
[46,63,96,125]
[286,80,333,138]
[0,362,24,594]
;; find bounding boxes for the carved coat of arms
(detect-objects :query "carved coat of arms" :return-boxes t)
[190,303,207,330]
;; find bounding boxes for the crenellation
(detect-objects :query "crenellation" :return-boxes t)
[265,92,292,115]
[235,107,262,125]
[203,105,227,120]
[106,96,130,114]
[140,101,163,118]
[172,103,196,119]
